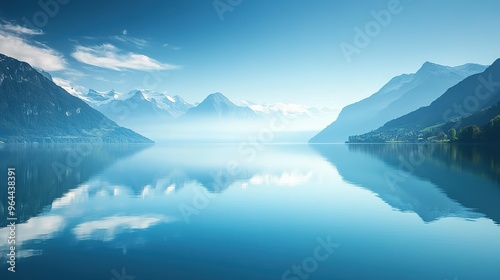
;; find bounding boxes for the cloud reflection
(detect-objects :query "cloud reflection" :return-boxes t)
[247,171,313,187]
[52,185,89,209]
[72,215,176,241]
[0,215,65,261]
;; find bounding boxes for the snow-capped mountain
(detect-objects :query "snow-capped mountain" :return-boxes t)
[138,90,193,118]
[66,87,337,142]
[86,89,116,104]
[181,92,259,121]
[77,89,194,126]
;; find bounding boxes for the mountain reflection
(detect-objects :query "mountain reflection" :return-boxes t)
[312,144,500,225]
[87,144,317,194]
[0,143,149,226]
[0,144,318,228]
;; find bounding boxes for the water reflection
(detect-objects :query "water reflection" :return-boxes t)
[0,143,149,227]
[72,215,176,241]
[0,144,320,262]
[312,144,500,224]
[1,143,499,279]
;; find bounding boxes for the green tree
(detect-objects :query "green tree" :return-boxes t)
[484,115,500,141]
[447,128,458,142]
[458,125,482,142]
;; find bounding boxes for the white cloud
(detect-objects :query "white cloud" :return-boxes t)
[163,43,181,51]
[113,30,148,48]
[71,44,179,71]
[113,35,148,48]
[0,23,66,71]
[0,22,43,35]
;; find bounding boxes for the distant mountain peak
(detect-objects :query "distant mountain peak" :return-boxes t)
[417,61,450,74]
[417,61,489,77]
[204,92,230,103]
[181,92,259,121]
[130,90,145,100]
[422,61,439,67]
[310,60,488,143]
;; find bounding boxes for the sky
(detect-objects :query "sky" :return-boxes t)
[0,0,500,108]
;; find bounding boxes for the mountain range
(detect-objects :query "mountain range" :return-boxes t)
[77,89,337,126]
[70,87,338,142]
[349,59,500,142]
[3,50,498,144]
[310,62,488,143]
[75,89,193,126]
[382,59,500,130]
[0,53,152,143]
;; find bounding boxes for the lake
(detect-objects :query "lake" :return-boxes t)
[1,143,499,280]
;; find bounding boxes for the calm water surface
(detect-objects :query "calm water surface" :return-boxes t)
[0,143,499,280]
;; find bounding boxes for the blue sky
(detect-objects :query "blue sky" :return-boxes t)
[1,0,500,108]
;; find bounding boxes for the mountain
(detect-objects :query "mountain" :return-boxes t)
[86,89,115,103]
[92,90,173,126]
[81,89,193,125]
[0,53,152,143]
[380,59,500,131]
[309,62,488,143]
[347,59,500,143]
[181,92,259,120]
[139,90,193,118]
[440,101,500,134]
[35,68,53,81]
[158,93,264,142]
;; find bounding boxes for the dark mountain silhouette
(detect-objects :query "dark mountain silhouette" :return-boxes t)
[0,53,152,143]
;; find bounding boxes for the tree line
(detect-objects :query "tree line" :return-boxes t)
[447,115,500,143]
